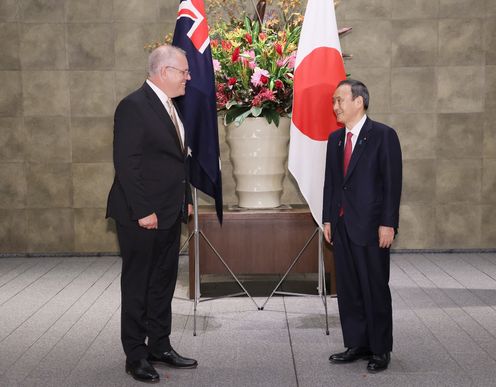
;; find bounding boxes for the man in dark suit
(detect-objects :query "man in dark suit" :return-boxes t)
[107,44,197,383]
[322,79,402,373]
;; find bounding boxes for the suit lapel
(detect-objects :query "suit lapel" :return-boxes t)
[344,117,372,182]
[142,82,185,155]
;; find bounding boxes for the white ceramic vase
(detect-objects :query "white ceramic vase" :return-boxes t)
[226,116,290,209]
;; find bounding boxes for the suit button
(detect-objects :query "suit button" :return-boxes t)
[182,180,186,183]
[343,186,347,190]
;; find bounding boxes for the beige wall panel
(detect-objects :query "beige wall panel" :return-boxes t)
[27,163,73,208]
[0,117,25,162]
[390,114,436,160]
[481,205,496,248]
[392,20,437,67]
[71,117,113,163]
[437,66,484,113]
[0,22,20,69]
[392,0,439,19]
[69,71,115,117]
[20,0,65,22]
[482,159,496,203]
[436,113,483,159]
[115,71,147,103]
[439,0,486,18]
[436,159,481,203]
[395,204,436,249]
[345,66,390,113]
[74,208,118,252]
[113,0,159,22]
[435,204,481,248]
[340,20,391,67]
[22,71,69,116]
[391,67,436,113]
[25,116,71,163]
[0,0,18,21]
[27,208,74,252]
[0,209,28,252]
[73,163,114,208]
[0,163,26,209]
[0,71,21,116]
[20,23,66,69]
[343,0,392,19]
[438,19,484,66]
[484,111,496,158]
[66,0,113,22]
[67,23,114,70]
[402,159,436,204]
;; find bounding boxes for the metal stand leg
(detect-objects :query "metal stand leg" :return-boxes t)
[189,189,259,336]
[260,227,330,334]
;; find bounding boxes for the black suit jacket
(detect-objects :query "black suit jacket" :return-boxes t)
[322,117,402,246]
[106,82,192,229]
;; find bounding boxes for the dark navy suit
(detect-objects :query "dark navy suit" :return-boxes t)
[322,117,402,354]
[106,82,191,362]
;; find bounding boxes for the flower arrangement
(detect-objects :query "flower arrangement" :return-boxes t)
[208,0,304,126]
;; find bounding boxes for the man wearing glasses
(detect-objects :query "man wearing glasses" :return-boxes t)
[106,44,197,383]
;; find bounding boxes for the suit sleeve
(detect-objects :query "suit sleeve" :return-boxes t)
[322,135,334,224]
[380,128,402,228]
[113,98,154,220]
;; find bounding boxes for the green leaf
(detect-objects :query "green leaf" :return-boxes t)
[244,16,252,34]
[234,109,253,126]
[250,106,263,117]
[225,106,250,125]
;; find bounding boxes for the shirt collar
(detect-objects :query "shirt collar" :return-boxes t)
[346,114,367,138]
[146,79,172,108]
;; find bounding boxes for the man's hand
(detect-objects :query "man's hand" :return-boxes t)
[324,223,332,244]
[138,213,158,229]
[378,225,394,248]
[188,204,194,217]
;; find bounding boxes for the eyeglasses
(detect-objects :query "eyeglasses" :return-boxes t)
[166,66,191,77]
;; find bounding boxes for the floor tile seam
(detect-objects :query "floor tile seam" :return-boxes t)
[282,296,299,387]
[13,264,122,383]
[394,257,496,356]
[0,258,63,306]
[66,301,122,381]
[456,253,496,282]
[0,258,99,342]
[0,260,38,288]
[425,253,496,288]
[0,257,120,354]
[407,255,496,344]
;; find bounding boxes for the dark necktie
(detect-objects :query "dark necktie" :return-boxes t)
[166,99,184,152]
[340,131,353,217]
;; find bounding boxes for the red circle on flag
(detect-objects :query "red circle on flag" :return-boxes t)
[292,47,346,141]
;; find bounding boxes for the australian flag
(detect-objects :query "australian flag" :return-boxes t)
[172,0,223,223]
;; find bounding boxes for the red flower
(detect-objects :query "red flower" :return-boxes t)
[245,33,253,44]
[228,77,237,86]
[231,46,240,62]
[259,32,267,41]
[221,40,232,50]
[260,75,269,85]
[274,79,284,89]
[252,88,276,107]
[211,39,218,48]
[275,42,283,56]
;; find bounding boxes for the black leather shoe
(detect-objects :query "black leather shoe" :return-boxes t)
[125,359,159,383]
[149,348,198,369]
[329,347,372,363]
[367,353,390,373]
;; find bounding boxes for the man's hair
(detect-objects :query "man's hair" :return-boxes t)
[148,45,187,77]
[337,79,369,110]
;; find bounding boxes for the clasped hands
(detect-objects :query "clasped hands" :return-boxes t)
[138,204,194,229]
[323,223,395,248]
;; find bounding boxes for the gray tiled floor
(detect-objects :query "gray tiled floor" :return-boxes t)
[1,253,496,386]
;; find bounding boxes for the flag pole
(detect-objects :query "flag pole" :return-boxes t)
[193,188,200,336]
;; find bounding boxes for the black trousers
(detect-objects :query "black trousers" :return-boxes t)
[333,217,393,354]
[116,217,181,362]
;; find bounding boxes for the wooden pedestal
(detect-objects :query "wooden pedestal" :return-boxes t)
[188,205,335,298]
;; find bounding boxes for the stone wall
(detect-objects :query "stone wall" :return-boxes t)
[0,0,494,253]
